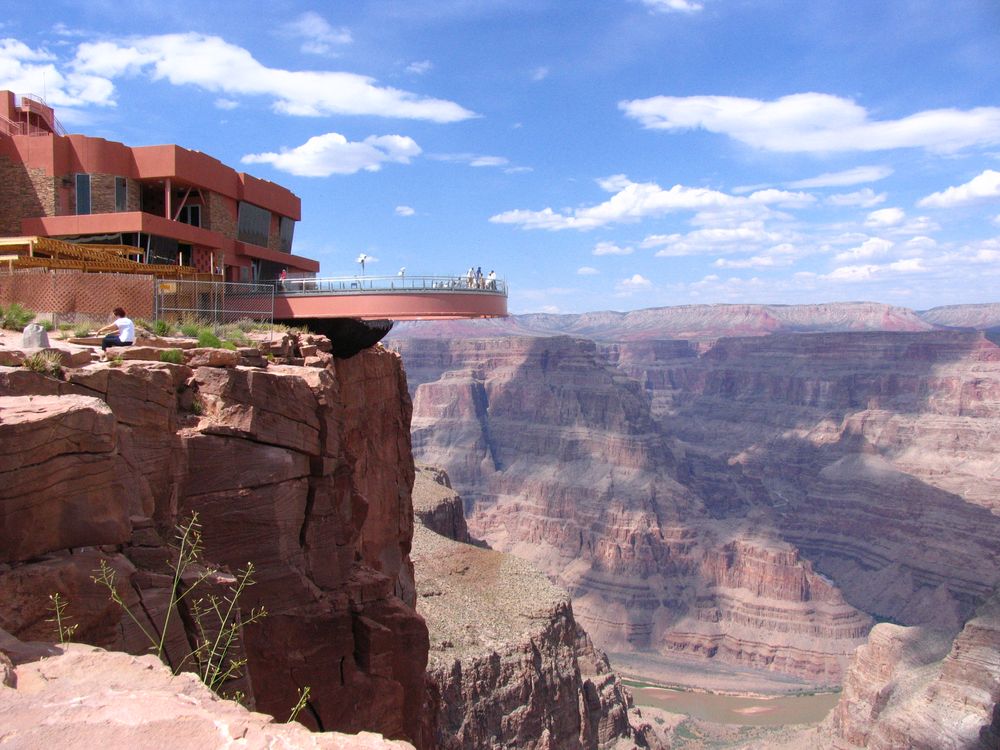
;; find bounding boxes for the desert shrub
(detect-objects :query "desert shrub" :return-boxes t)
[221,340,237,351]
[180,322,201,337]
[39,319,54,331]
[159,348,185,364]
[22,350,62,376]
[74,323,93,337]
[152,319,172,337]
[2,303,36,330]
[197,328,222,348]
[93,513,266,699]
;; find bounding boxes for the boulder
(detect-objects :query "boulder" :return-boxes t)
[21,324,48,349]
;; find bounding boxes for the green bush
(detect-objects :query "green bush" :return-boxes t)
[39,319,54,331]
[180,322,200,338]
[74,323,93,337]
[2,303,36,330]
[152,319,172,337]
[159,348,185,364]
[197,328,222,348]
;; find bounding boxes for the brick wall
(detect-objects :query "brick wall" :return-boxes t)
[0,269,154,320]
[90,173,117,214]
[0,156,54,234]
[207,192,236,239]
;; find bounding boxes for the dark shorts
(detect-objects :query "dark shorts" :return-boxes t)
[102,334,134,351]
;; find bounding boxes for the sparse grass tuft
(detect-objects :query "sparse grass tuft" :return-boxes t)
[159,348,185,364]
[22,350,62,376]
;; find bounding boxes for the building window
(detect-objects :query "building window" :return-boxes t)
[237,201,270,247]
[178,205,201,227]
[115,177,127,212]
[279,216,295,253]
[76,174,91,215]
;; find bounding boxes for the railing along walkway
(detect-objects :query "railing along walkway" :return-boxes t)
[279,275,506,296]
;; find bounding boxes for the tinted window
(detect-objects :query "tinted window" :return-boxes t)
[237,202,270,247]
[76,174,91,215]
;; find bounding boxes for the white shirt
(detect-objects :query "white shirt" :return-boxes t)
[115,316,135,343]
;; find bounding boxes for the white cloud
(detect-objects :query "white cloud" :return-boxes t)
[593,241,634,256]
[214,98,239,110]
[865,207,905,228]
[430,153,513,169]
[826,188,886,208]
[824,257,928,282]
[577,266,599,275]
[242,132,421,176]
[640,0,704,13]
[395,205,415,216]
[69,33,475,122]
[714,255,776,269]
[617,274,653,293]
[0,38,115,108]
[917,169,1000,208]
[531,66,549,81]
[490,175,813,231]
[834,237,894,263]
[619,92,1000,153]
[993,214,1000,226]
[407,60,433,75]
[469,155,509,167]
[787,165,893,188]
[281,12,352,56]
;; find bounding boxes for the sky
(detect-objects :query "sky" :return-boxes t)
[2,0,999,314]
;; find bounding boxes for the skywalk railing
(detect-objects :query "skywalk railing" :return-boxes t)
[278,274,507,296]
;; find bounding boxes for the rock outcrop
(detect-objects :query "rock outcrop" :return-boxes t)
[823,590,1000,749]
[0,637,414,750]
[411,467,661,749]
[0,343,429,746]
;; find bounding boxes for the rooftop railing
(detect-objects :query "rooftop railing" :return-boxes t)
[278,274,507,296]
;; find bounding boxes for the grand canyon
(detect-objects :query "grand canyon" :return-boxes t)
[389,301,1000,748]
[2,301,999,749]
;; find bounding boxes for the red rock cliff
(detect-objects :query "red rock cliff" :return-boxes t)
[0,347,429,746]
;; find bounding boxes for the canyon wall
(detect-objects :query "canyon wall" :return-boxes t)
[411,466,661,750]
[0,345,429,746]
[389,306,1000,695]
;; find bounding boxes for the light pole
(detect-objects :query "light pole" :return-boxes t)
[356,253,368,276]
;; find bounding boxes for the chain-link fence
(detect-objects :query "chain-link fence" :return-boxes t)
[153,279,274,327]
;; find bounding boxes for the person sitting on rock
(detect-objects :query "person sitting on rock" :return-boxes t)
[96,307,135,357]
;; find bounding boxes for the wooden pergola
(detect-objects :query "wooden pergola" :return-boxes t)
[0,236,220,280]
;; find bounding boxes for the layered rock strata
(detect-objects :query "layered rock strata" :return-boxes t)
[822,590,1000,749]
[394,335,873,683]
[411,468,661,749]
[0,343,429,746]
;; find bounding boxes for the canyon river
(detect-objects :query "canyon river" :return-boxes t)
[626,681,840,727]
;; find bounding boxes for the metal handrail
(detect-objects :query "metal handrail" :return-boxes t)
[278,274,506,296]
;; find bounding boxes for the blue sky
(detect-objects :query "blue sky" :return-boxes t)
[2,0,999,313]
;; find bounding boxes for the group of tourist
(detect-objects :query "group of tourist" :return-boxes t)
[465,266,497,290]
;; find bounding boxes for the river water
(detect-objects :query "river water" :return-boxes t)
[626,681,840,726]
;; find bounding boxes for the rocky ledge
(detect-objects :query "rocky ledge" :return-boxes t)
[0,635,413,750]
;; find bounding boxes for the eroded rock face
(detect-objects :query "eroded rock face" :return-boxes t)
[411,473,662,750]
[395,336,873,683]
[0,346,428,746]
[824,591,1000,749]
[0,641,415,750]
